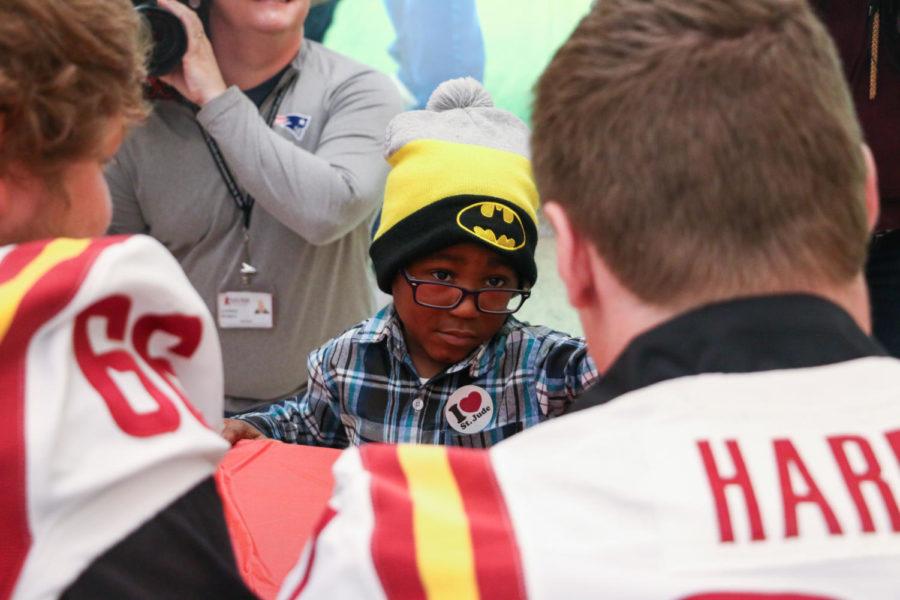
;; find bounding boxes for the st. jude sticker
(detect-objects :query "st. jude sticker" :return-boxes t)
[444,385,494,434]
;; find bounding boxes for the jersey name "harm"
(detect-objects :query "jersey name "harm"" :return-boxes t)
[697,431,900,542]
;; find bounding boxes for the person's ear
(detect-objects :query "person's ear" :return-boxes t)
[0,115,6,220]
[0,176,9,221]
[542,202,596,309]
[0,114,11,224]
[862,143,880,233]
[0,173,21,245]
[389,269,407,297]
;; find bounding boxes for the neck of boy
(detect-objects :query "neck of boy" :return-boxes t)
[210,24,301,91]
[405,336,450,379]
[410,351,448,380]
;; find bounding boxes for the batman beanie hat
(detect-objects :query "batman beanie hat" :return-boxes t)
[370,77,540,294]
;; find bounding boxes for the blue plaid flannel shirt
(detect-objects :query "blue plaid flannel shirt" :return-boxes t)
[237,304,599,448]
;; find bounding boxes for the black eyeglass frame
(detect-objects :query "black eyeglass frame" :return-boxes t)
[401,270,531,314]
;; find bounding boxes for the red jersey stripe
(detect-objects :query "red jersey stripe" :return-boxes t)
[0,241,50,286]
[447,448,527,600]
[361,445,428,600]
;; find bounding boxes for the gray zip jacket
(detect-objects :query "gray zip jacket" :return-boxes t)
[107,41,404,411]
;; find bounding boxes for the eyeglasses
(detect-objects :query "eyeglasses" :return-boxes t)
[402,270,531,314]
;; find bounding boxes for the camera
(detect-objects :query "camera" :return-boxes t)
[132,1,189,77]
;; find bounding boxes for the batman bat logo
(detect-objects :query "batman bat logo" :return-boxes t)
[456,201,527,251]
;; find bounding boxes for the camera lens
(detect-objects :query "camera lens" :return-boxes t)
[134,3,188,77]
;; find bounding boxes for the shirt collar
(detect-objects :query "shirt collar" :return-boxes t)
[243,64,290,107]
[570,293,885,413]
[356,304,397,344]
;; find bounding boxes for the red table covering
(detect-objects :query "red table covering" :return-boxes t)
[215,440,340,599]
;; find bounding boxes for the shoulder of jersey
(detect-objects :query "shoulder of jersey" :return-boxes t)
[1,235,228,600]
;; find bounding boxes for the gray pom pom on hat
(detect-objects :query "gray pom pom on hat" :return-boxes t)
[426,77,494,111]
[384,77,531,160]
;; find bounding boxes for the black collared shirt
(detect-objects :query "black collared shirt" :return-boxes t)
[570,294,886,413]
[243,65,290,108]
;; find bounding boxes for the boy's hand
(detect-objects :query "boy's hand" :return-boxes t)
[221,418,265,446]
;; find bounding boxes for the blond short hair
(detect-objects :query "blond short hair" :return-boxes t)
[532,0,869,307]
[0,0,149,180]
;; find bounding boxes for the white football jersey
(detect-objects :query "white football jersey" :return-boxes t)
[0,235,229,600]
[283,357,900,599]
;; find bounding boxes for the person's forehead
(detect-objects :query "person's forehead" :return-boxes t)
[420,244,512,265]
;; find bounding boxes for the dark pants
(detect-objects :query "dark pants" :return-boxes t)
[866,229,900,356]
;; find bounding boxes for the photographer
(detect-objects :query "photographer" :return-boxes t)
[108,0,404,414]
[815,0,900,356]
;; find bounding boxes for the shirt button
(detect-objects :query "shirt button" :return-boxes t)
[412,398,424,411]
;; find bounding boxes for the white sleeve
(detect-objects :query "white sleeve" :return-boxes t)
[277,449,387,600]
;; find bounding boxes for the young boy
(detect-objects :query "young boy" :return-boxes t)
[223,78,598,448]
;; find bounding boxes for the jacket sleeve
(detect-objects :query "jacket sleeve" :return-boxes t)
[237,343,349,448]
[533,331,600,416]
[196,69,404,245]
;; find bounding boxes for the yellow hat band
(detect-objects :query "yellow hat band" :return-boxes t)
[373,139,539,242]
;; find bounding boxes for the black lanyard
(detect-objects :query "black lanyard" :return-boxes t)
[199,82,291,229]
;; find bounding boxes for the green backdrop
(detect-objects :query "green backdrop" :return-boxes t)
[323,0,592,125]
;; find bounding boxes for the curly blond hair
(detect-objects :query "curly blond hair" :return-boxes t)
[0,0,149,179]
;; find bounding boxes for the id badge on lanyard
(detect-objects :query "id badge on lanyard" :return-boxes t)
[201,83,290,330]
[217,229,276,330]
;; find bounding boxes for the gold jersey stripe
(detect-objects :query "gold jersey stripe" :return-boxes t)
[398,445,479,600]
[0,239,90,345]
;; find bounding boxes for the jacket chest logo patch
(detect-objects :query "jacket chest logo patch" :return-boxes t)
[275,113,312,142]
[445,385,494,434]
[456,201,526,251]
